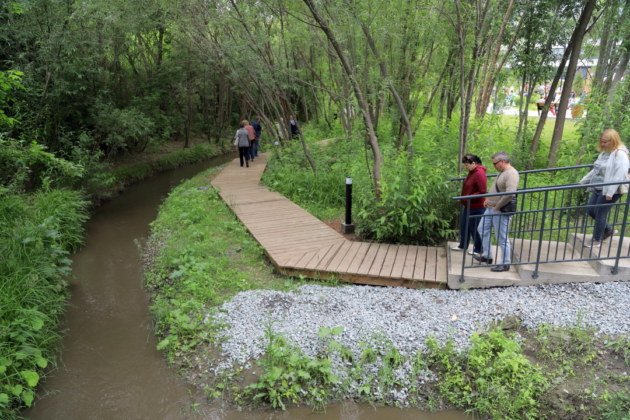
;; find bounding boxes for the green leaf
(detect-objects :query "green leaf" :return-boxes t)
[11,385,23,396]
[20,370,39,387]
[31,317,44,331]
[156,337,170,351]
[22,390,34,407]
[35,356,48,369]
[0,393,9,406]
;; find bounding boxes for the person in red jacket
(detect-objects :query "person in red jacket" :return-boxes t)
[452,154,487,255]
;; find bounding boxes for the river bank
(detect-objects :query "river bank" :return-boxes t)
[1,140,231,419]
[144,167,629,419]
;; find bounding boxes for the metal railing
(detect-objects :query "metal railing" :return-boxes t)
[452,167,630,283]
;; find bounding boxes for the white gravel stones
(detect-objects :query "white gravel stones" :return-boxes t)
[210,282,630,372]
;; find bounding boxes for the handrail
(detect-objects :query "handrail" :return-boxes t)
[451,170,630,283]
[449,163,593,182]
[452,179,630,201]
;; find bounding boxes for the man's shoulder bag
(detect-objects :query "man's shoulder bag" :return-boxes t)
[500,198,517,213]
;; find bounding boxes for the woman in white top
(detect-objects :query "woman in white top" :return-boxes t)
[580,129,629,247]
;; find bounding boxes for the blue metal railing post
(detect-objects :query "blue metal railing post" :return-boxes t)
[459,199,471,283]
[532,190,550,279]
[612,189,630,274]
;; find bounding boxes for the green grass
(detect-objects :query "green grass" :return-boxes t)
[92,143,230,201]
[0,189,88,418]
[144,167,297,362]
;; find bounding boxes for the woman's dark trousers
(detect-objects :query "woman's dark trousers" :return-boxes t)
[458,206,485,253]
[238,146,250,167]
[587,190,621,241]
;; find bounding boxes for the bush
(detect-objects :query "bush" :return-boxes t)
[355,149,457,244]
[0,189,88,417]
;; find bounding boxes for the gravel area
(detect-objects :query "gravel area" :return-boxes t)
[210,282,630,372]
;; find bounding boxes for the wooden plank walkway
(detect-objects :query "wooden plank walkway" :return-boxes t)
[211,154,447,288]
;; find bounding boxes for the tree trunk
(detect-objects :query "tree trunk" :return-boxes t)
[548,0,596,167]
[303,0,383,197]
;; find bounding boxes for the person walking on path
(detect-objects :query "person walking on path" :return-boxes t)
[579,129,629,249]
[244,120,256,162]
[475,152,519,272]
[289,115,300,139]
[452,154,487,256]
[251,117,262,159]
[234,120,251,168]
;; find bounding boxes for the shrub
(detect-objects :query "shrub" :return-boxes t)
[0,190,87,417]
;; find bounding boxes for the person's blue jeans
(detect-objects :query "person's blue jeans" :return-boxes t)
[478,207,513,265]
[249,139,259,159]
[458,206,484,253]
[587,190,621,241]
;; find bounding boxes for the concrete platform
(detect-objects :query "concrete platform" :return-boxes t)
[569,233,630,276]
[447,240,622,289]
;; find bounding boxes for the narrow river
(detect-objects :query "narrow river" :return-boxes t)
[26,156,466,419]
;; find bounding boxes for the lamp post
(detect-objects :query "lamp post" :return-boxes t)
[341,177,355,234]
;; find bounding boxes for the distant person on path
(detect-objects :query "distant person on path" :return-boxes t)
[244,120,256,161]
[289,115,300,139]
[579,129,629,248]
[536,97,546,115]
[452,154,487,256]
[475,152,519,272]
[251,116,262,159]
[234,120,251,168]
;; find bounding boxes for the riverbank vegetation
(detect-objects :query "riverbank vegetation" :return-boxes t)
[2,0,629,417]
[144,169,629,418]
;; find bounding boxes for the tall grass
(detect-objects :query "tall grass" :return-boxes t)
[0,189,88,418]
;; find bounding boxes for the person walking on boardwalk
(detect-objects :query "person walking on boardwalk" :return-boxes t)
[234,120,251,168]
[289,115,300,139]
[475,152,519,272]
[452,154,487,256]
[579,129,629,248]
[251,116,262,159]
[244,120,256,162]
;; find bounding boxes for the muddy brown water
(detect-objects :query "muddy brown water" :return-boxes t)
[25,156,467,419]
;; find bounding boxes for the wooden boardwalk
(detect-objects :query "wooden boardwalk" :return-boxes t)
[211,154,447,288]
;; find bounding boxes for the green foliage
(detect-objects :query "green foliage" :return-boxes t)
[355,148,457,244]
[0,70,24,128]
[427,329,549,419]
[0,139,84,192]
[262,140,349,221]
[94,103,157,156]
[144,168,288,362]
[0,190,87,417]
[244,329,338,410]
[597,390,630,420]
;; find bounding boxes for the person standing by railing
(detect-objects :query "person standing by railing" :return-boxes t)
[475,152,520,272]
[452,154,487,256]
[579,129,629,248]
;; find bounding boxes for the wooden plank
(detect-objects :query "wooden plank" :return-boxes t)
[424,247,438,281]
[303,242,340,270]
[293,249,318,269]
[401,246,418,279]
[326,241,355,272]
[435,246,447,283]
[390,245,409,278]
[379,245,399,277]
[412,246,428,280]
[355,244,381,275]
[335,242,363,273]
[283,251,308,268]
[313,241,347,271]
[345,242,372,273]
[368,244,390,276]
